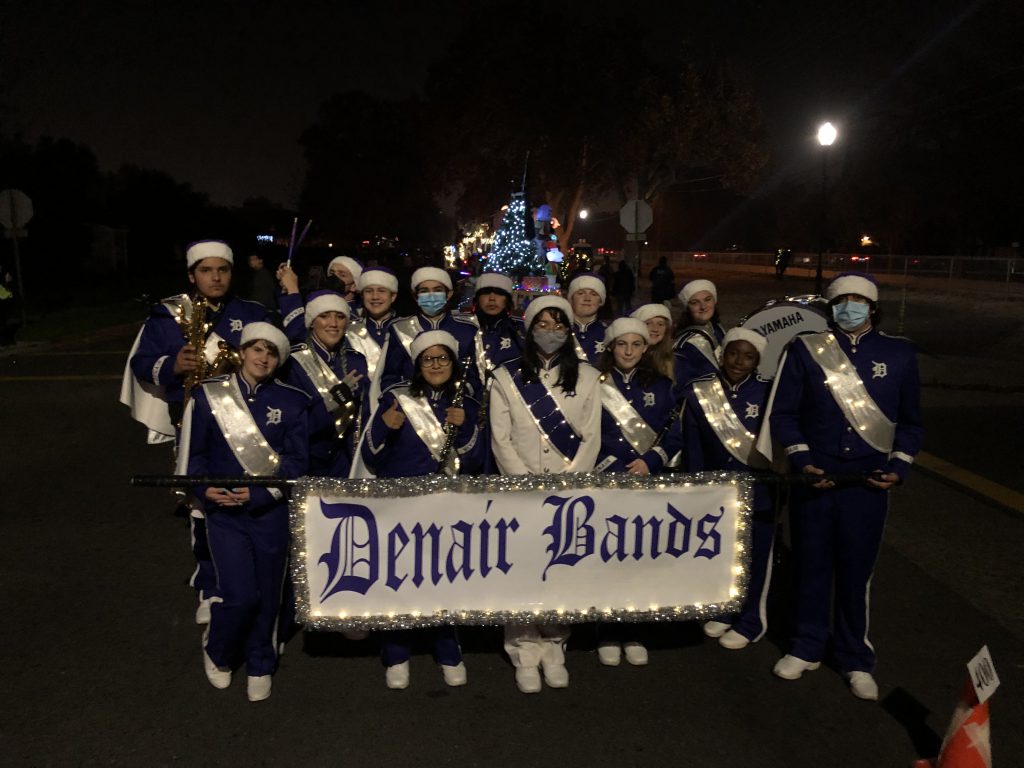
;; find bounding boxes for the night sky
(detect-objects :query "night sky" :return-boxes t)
[3,0,1019,209]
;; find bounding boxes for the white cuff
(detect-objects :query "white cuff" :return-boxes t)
[889,451,915,464]
[153,355,169,383]
[268,487,284,501]
[784,443,810,456]
[283,308,304,328]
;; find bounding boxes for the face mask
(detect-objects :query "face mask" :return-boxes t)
[533,329,569,355]
[325,275,350,294]
[832,301,871,331]
[417,292,447,315]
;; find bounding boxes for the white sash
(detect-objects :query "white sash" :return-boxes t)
[799,334,896,453]
[682,329,719,369]
[395,392,454,474]
[391,317,421,358]
[600,380,658,455]
[202,377,281,476]
[692,377,766,468]
[292,345,352,437]
[346,321,383,379]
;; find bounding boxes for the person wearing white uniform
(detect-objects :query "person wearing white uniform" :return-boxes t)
[488,295,602,693]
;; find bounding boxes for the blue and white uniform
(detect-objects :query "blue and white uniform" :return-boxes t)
[597,368,682,474]
[766,325,923,674]
[672,322,725,399]
[181,373,310,678]
[572,318,609,364]
[378,312,480,394]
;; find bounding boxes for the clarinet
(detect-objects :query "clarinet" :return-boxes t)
[436,357,473,475]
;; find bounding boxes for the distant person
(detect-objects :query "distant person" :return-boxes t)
[649,256,675,304]
[612,260,635,314]
[775,249,792,280]
[244,254,277,311]
[0,265,17,346]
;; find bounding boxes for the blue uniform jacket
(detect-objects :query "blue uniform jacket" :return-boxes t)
[682,372,773,510]
[768,327,924,481]
[671,323,725,402]
[469,312,525,371]
[378,313,481,394]
[281,337,369,476]
[130,295,268,402]
[572,318,609,363]
[361,385,484,477]
[186,374,311,513]
[597,368,682,474]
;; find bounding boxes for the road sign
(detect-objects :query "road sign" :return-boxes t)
[0,189,33,230]
[619,199,652,235]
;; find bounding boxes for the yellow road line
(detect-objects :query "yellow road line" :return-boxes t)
[916,451,1024,515]
[0,374,122,382]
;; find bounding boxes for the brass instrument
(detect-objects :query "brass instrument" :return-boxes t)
[435,356,473,475]
[178,295,241,420]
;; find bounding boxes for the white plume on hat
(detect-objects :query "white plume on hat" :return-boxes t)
[357,268,398,293]
[327,256,363,284]
[304,293,351,328]
[410,330,459,362]
[679,279,717,303]
[240,321,291,364]
[475,272,514,294]
[721,326,767,358]
[411,266,452,291]
[567,274,606,303]
[187,240,233,268]
[826,274,878,303]
[523,295,574,328]
[630,303,672,323]
[604,317,650,345]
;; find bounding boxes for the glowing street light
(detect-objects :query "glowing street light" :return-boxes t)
[815,121,838,294]
[578,209,589,220]
[817,121,838,147]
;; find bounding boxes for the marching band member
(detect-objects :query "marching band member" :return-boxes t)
[378,267,479,395]
[360,330,483,689]
[566,273,609,363]
[673,279,725,396]
[277,255,367,342]
[177,322,310,702]
[326,255,364,314]
[347,267,399,396]
[464,272,525,381]
[593,317,683,666]
[681,327,775,651]
[123,239,268,624]
[763,273,923,700]
[630,303,675,382]
[281,290,367,476]
[489,295,603,693]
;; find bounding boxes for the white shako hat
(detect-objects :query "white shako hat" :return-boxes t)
[327,256,364,284]
[409,330,459,362]
[604,317,651,345]
[357,267,399,293]
[475,272,514,295]
[679,279,717,303]
[240,321,291,364]
[826,273,878,304]
[721,327,767,358]
[523,295,574,328]
[567,273,606,303]
[630,303,672,323]
[186,240,233,268]
[411,266,452,291]
[304,290,351,328]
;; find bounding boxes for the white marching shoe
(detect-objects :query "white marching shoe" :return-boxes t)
[597,642,622,666]
[623,642,649,666]
[703,620,731,638]
[441,662,468,687]
[541,660,569,688]
[772,654,822,680]
[385,661,410,690]
[719,630,751,650]
[847,671,879,701]
[202,649,231,689]
[515,666,542,694]
[247,675,272,702]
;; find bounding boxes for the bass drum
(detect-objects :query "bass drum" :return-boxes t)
[738,295,829,379]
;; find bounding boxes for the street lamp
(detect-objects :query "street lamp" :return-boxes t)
[578,208,589,220]
[816,122,837,295]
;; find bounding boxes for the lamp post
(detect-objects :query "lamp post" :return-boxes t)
[816,121,837,295]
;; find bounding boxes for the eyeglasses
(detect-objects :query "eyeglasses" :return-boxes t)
[420,354,452,368]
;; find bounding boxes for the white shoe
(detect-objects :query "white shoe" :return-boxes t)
[541,661,569,688]
[341,628,369,641]
[202,650,231,689]
[385,661,410,690]
[441,662,467,687]
[597,642,622,666]
[623,642,649,666]
[703,620,731,638]
[772,654,821,680]
[515,666,542,694]
[719,630,750,650]
[247,675,272,702]
[847,671,879,701]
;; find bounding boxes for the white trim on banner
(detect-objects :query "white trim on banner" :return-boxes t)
[289,472,753,631]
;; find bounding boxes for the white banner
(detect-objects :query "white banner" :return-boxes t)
[290,472,753,630]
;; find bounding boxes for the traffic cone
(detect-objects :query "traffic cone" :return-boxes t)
[911,678,991,768]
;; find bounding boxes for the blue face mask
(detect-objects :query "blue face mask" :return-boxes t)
[832,300,871,331]
[417,292,447,316]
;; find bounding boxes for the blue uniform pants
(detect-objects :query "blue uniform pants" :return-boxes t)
[204,504,289,676]
[381,627,462,667]
[788,457,888,673]
[728,506,777,642]
[189,511,219,598]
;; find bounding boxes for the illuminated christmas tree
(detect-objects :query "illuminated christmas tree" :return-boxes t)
[488,192,544,276]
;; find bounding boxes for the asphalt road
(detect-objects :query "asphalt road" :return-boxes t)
[1,283,1022,767]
